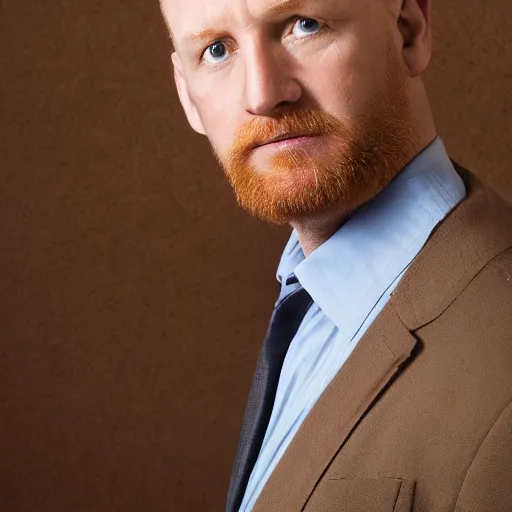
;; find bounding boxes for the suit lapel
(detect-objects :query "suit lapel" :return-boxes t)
[253,302,417,511]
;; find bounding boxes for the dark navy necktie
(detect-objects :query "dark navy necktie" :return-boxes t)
[226,285,314,512]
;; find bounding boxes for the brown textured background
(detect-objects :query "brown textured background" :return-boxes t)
[0,1,510,511]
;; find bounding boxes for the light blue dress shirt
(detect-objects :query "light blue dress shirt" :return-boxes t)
[238,136,467,511]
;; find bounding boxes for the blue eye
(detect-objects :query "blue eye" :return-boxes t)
[203,41,229,64]
[292,18,322,37]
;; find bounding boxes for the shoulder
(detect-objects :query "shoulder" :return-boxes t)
[391,163,512,331]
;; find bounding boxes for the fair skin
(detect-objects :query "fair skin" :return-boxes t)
[160,0,436,256]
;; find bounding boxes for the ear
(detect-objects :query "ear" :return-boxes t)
[397,0,432,77]
[171,53,207,135]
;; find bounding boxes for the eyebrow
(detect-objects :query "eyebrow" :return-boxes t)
[181,0,312,50]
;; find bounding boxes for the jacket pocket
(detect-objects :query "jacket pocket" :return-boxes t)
[304,477,415,512]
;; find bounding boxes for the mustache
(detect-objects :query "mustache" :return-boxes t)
[231,108,340,155]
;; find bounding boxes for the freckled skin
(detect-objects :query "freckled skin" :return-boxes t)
[160,0,436,255]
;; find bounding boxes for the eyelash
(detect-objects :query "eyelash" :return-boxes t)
[199,17,326,67]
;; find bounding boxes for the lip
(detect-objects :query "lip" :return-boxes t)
[254,132,317,148]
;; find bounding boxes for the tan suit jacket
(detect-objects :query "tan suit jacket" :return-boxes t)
[248,164,512,511]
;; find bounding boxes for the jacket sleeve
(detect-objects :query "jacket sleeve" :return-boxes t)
[454,400,512,512]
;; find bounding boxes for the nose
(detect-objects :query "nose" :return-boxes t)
[242,40,302,117]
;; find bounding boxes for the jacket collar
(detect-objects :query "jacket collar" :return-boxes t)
[391,163,512,331]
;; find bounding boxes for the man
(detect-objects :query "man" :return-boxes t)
[159,0,512,510]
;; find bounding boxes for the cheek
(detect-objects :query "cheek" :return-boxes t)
[190,67,239,113]
[342,33,393,105]
[189,89,236,151]
[202,113,236,159]
[306,38,376,118]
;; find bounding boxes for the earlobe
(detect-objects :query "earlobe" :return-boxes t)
[172,53,207,135]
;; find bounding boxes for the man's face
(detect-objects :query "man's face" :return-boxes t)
[162,0,421,225]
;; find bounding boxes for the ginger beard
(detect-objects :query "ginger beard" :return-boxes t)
[211,42,421,225]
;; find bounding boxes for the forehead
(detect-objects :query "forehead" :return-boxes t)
[163,0,310,22]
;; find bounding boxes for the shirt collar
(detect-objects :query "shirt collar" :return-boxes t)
[275,136,466,340]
